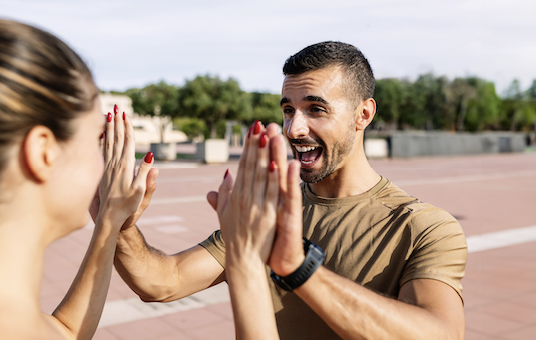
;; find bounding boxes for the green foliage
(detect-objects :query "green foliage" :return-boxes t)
[127,81,179,118]
[374,78,408,127]
[177,75,249,139]
[464,79,501,131]
[241,92,282,126]
[174,117,207,139]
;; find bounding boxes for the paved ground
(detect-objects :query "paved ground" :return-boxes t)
[41,151,536,339]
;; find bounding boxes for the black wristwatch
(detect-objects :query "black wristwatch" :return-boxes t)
[270,238,325,291]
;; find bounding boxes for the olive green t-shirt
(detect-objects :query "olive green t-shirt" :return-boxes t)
[199,177,467,340]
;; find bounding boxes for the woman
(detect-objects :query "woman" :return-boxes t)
[0,19,155,339]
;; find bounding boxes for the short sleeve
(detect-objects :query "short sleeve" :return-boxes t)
[400,207,468,302]
[199,230,227,268]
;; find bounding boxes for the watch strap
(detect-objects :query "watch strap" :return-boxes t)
[270,238,325,291]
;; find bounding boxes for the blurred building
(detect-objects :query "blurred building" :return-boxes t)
[99,93,187,147]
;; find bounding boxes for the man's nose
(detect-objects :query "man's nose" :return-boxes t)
[285,111,309,139]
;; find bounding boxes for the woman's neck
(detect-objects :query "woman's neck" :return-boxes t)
[0,202,50,308]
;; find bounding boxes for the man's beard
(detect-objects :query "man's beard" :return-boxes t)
[293,129,356,184]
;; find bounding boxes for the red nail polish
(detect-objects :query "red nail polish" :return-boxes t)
[269,160,276,172]
[123,112,125,120]
[247,126,252,138]
[224,169,229,179]
[114,104,119,114]
[259,134,268,148]
[253,120,261,135]
[144,152,153,163]
[107,112,112,122]
[100,132,104,139]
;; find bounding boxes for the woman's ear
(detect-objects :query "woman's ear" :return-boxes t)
[355,98,377,130]
[22,125,60,183]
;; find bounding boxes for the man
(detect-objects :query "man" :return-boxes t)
[114,41,467,339]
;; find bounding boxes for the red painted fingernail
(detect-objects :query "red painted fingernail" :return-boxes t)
[259,134,268,148]
[114,104,119,114]
[100,132,104,139]
[144,152,153,163]
[123,112,125,120]
[107,112,112,122]
[224,169,229,179]
[269,160,276,172]
[247,126,252,138]
[253,120,261,134]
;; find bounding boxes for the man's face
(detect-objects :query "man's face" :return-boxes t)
[281,66,357,183]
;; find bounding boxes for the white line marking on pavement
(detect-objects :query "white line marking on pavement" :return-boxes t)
[148,171,536,206]
[466,225,536,253]
[98,283,230,328]
[97,225,536,329]
[395,170,536,186]
[150,195,208,205]
[137,215,184,226]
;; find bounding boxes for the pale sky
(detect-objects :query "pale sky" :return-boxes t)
[2,0,535,95]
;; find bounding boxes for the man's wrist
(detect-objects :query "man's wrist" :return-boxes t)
[271,239,325,291]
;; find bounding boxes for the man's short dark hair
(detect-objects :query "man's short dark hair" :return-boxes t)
[283,41,375,107]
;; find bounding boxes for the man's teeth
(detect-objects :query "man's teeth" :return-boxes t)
[295,145,317,153]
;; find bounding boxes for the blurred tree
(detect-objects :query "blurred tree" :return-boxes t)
[374,78,407,130]
[126,81,179,143]
[526,79,536,100]
[399,74,447,130]
[504,79,524,100]
[177,75,249,139]
[500,79,536,131]
[464,78,501,132]
[173,117,206,140]
[241,92,282,126]
[444,78,477,131]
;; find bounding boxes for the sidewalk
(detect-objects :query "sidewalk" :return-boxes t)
[41,152,536,339]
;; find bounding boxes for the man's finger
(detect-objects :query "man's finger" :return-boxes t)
[206,191,218,211]
[217,170,234,215]
[140,168,159,211]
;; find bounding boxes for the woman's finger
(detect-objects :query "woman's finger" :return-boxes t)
[242,120,262,199]
[113,105,125,167]
[265,160,279,215]
[104,111,114,166]
[270,134,289,195]
[234,123,253,194]
[253,133,269,206]
[121,112,136,183]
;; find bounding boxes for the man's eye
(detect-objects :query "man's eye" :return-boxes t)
[283,107,294,114]
[311,107,325,113]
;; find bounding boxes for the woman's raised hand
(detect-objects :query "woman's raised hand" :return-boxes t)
[96,105,154,229]
[216,120,281,264]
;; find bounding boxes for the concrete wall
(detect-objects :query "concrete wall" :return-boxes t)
[389,131,526,158]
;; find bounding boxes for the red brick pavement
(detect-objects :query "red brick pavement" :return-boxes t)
[41,152,536,339]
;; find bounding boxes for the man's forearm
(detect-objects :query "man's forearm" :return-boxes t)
[114,225,226,302]
[294,266,464,340]
[114,225,180,301]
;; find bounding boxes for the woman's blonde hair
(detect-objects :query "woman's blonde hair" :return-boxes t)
[0,19,99,173]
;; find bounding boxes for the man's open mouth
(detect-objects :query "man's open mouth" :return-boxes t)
[294,145,323,166]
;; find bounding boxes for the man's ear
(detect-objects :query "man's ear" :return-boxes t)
[355,98,376,130]
[22,125,60,183]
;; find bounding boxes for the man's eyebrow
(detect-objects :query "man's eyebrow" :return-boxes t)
[280,97,290,107]
[304,95,329,105]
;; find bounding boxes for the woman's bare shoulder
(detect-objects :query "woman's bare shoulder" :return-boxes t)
[0,298,69,340]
